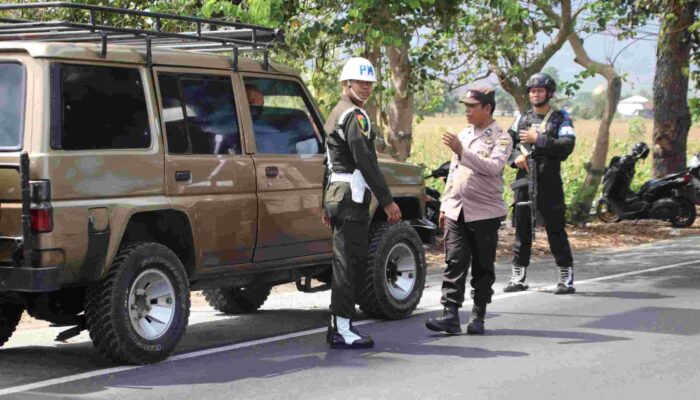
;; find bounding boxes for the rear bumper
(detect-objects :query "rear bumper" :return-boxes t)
[0,265,61,292]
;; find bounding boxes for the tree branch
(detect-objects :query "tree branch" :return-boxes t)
[529,0,573,73]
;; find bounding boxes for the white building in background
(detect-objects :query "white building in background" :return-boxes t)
[617,95,653,117]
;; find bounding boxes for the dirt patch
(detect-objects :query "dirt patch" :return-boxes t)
[16,218,700,332]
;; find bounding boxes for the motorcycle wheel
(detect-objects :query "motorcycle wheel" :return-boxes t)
[596,198,620,223]
[670,197,697,228]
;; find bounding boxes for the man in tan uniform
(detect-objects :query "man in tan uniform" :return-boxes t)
[425,83,512,335]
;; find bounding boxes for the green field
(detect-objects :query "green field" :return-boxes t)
[411,115,700,217]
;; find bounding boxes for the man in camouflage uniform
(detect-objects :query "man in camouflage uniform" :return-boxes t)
[425,83,512,335]
[322,57,401,349]
[504,72,577,295]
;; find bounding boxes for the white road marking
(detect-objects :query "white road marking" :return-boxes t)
[0,258,697,397]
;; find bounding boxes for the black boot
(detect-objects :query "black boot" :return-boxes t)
[327,315,374,349]
[466,304,486,334]
[425,306,462,334]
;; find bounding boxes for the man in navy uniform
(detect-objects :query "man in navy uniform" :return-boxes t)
[504,72,576,295]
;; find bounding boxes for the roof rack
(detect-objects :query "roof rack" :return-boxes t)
[0,2,284,71]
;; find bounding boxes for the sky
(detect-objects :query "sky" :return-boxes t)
[543,26,659,97]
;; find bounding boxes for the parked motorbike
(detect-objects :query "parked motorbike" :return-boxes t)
[687,152,700,205]
[424,161,450,232]
[596,142,697,228]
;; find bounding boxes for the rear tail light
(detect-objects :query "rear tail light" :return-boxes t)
[30,180,53,233]
[31,208,53,233]
[678,174,691,184]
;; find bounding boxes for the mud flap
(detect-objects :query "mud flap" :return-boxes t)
[79,217,110,282]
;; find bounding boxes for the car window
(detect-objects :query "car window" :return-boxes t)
[243,77,322,155]
[0,63,24,150]
[52,64,151,150]
[158,73,241,155]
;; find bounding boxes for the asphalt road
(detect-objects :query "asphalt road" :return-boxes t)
[1,235,699,399]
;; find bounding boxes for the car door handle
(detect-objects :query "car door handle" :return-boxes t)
[175,171,191,182]
[265,166,279,178]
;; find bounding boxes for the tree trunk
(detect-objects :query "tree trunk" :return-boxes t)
[385,42,413,161]
[363,45,387,153]
[571,76,622,223]
[567,33,623,224]
[652,0,696,177]
[497,72,529,112]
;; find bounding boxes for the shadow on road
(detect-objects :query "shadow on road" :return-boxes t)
[573,291,674,300]
[485,329,631,344]
[583,306,700,336]
[23,310,532,397]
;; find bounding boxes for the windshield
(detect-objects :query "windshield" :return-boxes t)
[0,63,25,150]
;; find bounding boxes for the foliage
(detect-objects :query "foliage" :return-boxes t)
[627,117,647,141]
[414,80,448,119]
[568,92,606,119]
[690,97,700,124]
[413,116,700,222]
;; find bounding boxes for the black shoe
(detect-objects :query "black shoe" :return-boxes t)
[553,283,576,295]
[503,266,528,292]
[503,281,529,292]
[553,266,575,295]
[466,304,486,334]
[328,315,375,349]
[466,318,485,334]
[425,306,462,334]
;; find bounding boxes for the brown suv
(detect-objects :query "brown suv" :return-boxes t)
[0,3,434,364]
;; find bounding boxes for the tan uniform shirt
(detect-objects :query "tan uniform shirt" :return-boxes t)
[440,120,512,222]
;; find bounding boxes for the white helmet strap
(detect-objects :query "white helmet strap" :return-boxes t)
[348,81,370,104]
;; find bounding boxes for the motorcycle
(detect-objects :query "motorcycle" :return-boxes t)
[596,142,698,228]
[687,152,700,205]
[424,161,450,232]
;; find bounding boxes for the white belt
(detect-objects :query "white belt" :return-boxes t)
[330,170,369,203]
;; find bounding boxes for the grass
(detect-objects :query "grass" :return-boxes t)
[411,115,700,218]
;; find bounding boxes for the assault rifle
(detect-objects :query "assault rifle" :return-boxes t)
[515,143,537,240]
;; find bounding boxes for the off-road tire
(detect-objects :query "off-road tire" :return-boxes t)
[0,294,24,347]
[85,243,190,365]
[670,197,697,228]
[202,285,272,314]
[359,222,426,320]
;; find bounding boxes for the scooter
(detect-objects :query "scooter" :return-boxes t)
[424,161,450,232]
[687,152,700,205]
[596,142,697,228]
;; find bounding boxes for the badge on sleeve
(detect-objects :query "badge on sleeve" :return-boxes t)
[497,138,511,153]
[355,110,369,136]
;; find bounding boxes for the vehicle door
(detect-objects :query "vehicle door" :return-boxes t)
[238,74,329,262]
[154,68,257,269]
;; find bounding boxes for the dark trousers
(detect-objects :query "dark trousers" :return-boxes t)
[512,186,573,267]
[441,211,501,308]
[325,182,371,319]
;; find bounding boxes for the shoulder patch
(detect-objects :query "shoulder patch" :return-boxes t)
[353,109,372,136]
[354,110,369,135]
[558,125,576,138]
